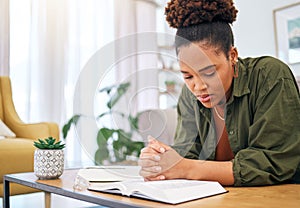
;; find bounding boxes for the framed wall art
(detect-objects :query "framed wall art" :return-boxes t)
[273,2,300,64]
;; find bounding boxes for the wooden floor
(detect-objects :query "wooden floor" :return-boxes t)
[0,192,106,208]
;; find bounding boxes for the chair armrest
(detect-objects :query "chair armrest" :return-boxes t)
[9,120,60,141]
[0,76,60,140]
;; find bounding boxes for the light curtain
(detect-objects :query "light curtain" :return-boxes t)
[8,0,159,166]
[0,0,9,75]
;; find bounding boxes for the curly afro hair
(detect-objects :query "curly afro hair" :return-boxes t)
[165,0,238,59]
[165,0,238,28]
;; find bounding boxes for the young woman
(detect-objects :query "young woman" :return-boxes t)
[138,0,300,186]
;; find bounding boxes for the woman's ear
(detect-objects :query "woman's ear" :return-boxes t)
[230,47,238,64]
[230,47,239,78]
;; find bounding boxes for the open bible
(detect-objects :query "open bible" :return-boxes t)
[88,179,227,204]
[76,166,227,204]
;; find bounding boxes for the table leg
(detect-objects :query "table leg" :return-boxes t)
[3,179,10,208]
[45,192,51,208]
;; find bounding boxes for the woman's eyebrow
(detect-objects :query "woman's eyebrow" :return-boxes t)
[180,64,216,74]
[198,65,216,73]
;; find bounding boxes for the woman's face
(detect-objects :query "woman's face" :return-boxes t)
[178,43,238,108]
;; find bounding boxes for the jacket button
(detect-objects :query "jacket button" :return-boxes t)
[229,130,234,135]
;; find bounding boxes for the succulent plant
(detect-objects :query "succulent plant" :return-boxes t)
[34,137,65,149]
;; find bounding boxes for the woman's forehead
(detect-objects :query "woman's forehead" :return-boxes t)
[178,43,214,70]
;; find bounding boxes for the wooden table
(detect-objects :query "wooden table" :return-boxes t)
[3,169,300,208]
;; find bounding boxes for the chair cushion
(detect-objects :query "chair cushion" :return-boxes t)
[0,138,35,183]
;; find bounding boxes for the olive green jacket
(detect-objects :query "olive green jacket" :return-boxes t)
[173,56,300,186]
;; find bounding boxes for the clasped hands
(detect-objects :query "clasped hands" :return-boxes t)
[138,136,184,181]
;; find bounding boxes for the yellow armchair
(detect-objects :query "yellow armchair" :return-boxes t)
[0,76,60,197]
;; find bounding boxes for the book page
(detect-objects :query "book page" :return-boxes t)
[129,180,227,204]
[77,166,143,182]
[88,179,142,196]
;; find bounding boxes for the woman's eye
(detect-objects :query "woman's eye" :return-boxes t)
[203,70,216,77]
[183,76,192,80]
[204,71,215,76]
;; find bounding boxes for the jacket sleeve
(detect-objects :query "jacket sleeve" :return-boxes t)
[233,72,300,186]
[173,86,202,159]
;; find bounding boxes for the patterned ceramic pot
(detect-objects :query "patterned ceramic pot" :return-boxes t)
[34,149,64,179]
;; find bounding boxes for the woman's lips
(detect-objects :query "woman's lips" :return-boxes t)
[197,94,211,103]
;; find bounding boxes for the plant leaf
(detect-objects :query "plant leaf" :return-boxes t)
[38,138,46,144]
[118,129,131,140]
[34,137,65,149]
[128,114,139,131]
[97,128,114,147]
[94,147,109,165]
[99,83,119,94]
[107,82,130,109]
[97,111,110,119]
[131,141,145,156]
[62,114,81,139]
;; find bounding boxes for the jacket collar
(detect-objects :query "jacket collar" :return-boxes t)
[227,58,250,104]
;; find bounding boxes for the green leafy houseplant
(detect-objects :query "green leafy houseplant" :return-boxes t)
[34,137,65,149]
[63,82,145,165]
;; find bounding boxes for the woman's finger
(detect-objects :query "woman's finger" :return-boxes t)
[139,166,162,178]
[138,156,160,167]
[140,146,159,154]
[147,135,171,153]
[144,175,166,181]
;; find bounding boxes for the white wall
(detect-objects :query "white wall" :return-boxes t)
[233,0,300,77]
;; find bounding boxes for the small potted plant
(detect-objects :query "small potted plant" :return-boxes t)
[33,137,65,179]
[164,80,176,93]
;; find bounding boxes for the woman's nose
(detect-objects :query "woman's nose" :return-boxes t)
[194,77,207,91]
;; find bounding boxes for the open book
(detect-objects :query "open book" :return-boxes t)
[76,166,227,204]
[88,179,227,204]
